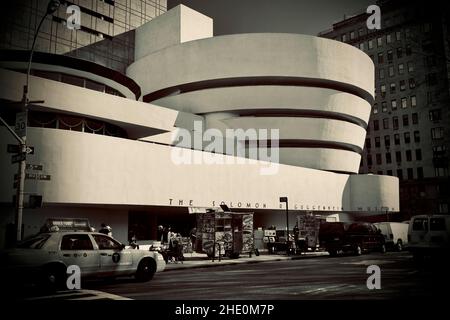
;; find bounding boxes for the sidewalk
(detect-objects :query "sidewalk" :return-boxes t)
[164,251,328,271]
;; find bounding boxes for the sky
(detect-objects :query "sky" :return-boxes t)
[167,0,375,36]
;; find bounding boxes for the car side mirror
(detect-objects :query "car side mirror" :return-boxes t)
[121,244,126,250]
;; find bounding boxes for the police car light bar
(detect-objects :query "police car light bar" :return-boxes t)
[42,218,92,232]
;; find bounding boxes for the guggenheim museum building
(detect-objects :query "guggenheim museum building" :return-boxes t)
[0,4,399,247]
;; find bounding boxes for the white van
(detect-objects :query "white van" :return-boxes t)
[374,222,409,251]
[408,215,450,260]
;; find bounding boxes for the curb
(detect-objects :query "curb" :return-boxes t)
[164,253,328,272]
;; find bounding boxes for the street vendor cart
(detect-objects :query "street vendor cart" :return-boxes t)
[195,210,255,259]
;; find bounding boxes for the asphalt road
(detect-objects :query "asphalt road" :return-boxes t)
[83,252,450,299]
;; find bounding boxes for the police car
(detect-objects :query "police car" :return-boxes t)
[0,218,165,289]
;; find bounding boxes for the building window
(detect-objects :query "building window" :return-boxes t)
[397,169,403,180]
[393,116,399,130]
[398,63,404,74]
[391,99,397,110]
[386,152,392,164]
[384,135,390,147]
[359,42,365,50]
[414,131,420,143]
[373,103,379,114]
[427,73,438,86]
[401,97,408,108]
[426,55,436,67]
[376,153,382,165]
[379,68,385,79]
[387,34,392,43]
[365,138,371,149]
[433,145,447,158]
[390,83,396,93]
[406,44,412,55]
[387,170,393,176]
[377,37,383,47]
[407,61,414,72]
[374,120,380,131]
[404,132,411,144]
[417,167,424,179]
[431,127,444,140]
[381,85,386,96]
[396,31,402,41]
[407,168,414,179]
[406,150,412,162]
[377,171,383,175]
[350,31,355,40]
[411,95,417,107]
[341,34,347,42]
[387,50,393,62]
[383,118,389,129]
[416,149,422,161]
[429,109,442,122]
[403,115,409,127]
[382,101,388,112]
[378,52,384,63]
[400,80,406,91]
[359,28,364,37]
[439,203,449,214]
[435,167,448,177]
[394,134,400,145]
[396,47,403,58]
[367,154,373,166]
[409,78,416,89]
[412,113,419,125]
[427,92,434,104]
[396,151,402,163]
[388,66,395,77]
[369,39,374,49]
[375,136,381,148]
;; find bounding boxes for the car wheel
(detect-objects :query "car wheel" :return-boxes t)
[43,264,66,292]
[396,241,403,252]
[355,245,362,256]
[380,244,386,254]
[328,250,338,257]
[135,258,156,282]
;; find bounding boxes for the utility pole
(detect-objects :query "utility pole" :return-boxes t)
[0,0,60,242]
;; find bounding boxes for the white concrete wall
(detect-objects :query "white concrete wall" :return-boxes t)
[153,86,372,126]
[0,62,136,100]
[134,4,213,59]
[0,68,178,139]
[224,117,366,149]
[128,33,374,101]
[0,128,399,213]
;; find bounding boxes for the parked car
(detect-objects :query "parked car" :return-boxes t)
[0,218,166,290]
[319,222,386,256]
[408,215,450,261]
[374,222,409,251]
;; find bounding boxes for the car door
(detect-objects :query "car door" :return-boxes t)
[91,234,133,276]
[59,233,100,277]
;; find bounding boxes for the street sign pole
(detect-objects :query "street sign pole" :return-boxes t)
[15,141,26,242]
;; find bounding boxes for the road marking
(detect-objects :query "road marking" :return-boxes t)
[25,289,131,301]
[340,260,394,265]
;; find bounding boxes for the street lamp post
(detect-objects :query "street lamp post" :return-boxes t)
[280,197,289,254]
[13,0,60,242]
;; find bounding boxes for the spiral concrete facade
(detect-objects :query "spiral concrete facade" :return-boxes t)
[127,14,374,174]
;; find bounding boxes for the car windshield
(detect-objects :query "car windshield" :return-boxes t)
[16,234,51,249]
[430,218,446,231]
[412,218,428,231]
